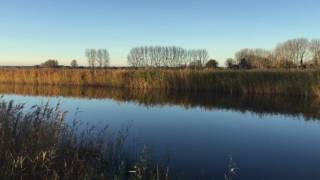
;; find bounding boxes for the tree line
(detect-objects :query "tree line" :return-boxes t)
[38,37,320,70]
[229,38,320,69]
[127,46,209,67]
[39,48,110,69]
[85,48,110,68]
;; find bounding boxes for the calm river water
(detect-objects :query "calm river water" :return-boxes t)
[1,84,320,180]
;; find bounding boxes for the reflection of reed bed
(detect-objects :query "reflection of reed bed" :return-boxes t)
[0,98,239,180]
[1,68,320,96]
[1,84,320,120]
[0,99,172,179]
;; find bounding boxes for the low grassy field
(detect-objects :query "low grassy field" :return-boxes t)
[0,68,320,96]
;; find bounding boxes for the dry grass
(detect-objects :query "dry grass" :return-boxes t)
[0,68,320,96]
[0,99,169,180]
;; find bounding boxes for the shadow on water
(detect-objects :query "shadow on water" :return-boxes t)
[0,84,320,121]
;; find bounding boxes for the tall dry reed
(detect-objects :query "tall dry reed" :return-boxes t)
[0,68,319,96]
[0,99,170,179]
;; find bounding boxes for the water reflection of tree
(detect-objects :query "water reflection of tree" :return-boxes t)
[1,84,320,121]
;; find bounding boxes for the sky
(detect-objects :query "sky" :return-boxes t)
[0,0,320,66]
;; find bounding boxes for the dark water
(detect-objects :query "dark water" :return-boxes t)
[1,84,320,180]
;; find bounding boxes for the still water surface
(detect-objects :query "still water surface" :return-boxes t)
[1,84,320,180]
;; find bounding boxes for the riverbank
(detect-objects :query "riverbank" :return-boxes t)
[0,68,320,96]
[0,99,170,179]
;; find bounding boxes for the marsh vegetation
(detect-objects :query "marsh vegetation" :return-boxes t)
[0,99,172,179]
[0,68,320,97]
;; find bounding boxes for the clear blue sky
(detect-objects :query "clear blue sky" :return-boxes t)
[1,0,320,66]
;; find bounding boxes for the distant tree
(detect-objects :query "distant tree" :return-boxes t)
[206,59,218,68]
[189,60,202,69]
[274,44,291,68]
[70,60,78,68]
[309,39,320,66]
[235,48,272,69]
[275,38,309,67]
[86,49,110,68]
[195,49,209,66]
[228,37,320,69]
[127,46,209,68]
[97,49,104,67]
[225,58,235,68]
[41,59,59,68]
[238,58,251,69]
[278,60,296,69]
[100,49,110,67]
[293,38,309,66]
[85,49,97,69]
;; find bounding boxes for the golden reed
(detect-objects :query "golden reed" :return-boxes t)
[0,68,320,97]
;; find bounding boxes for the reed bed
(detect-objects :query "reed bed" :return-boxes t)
[1,68,320,96]
[0,99,169,180]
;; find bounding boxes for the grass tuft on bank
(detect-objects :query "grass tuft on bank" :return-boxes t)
[0,99,169,179]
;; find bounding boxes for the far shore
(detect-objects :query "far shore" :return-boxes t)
[0,67,319,97]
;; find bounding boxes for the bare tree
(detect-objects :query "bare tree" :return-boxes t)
[128,47,143,67]
[309,39,320,66]
[85,49,97,68]
[86,49,110,68]
[276,38,309,67]
[230,37,319,69]
[96,49,104,68]
[197,49,209,66]
[187,49,208,68]
[292,38,309,66]
[274,43,290,68]
[101,49,110,67]
[96,49,110,68]
[235,48,272,69]
[127,46,209,68]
